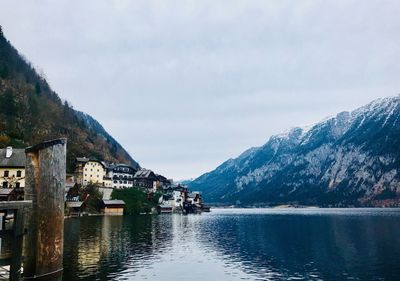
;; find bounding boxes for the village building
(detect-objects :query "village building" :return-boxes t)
[156,204,173,214]
[65,174,76,199]
[0,188,19,201]
[158,184,209,213]
[154,174,171,191]
[74,157,112,187]
[172,190,183,207]
[187,191,203,206]
[66,201,84,216]
[74,157,89,185]
[66,174,76,189]
[0,147,25,199]
[101,200,125,215]
[133,169,158,191]
[103,174,113,188]
[108,164,136,189]
[159,185,186,209]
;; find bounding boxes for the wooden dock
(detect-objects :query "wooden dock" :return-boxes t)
[0,201,32,281]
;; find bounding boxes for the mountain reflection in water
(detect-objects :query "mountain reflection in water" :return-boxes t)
[63,209,400,281]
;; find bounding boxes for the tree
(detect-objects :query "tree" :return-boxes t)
[35,82,41,95]
[0,65,9,79]
[81,184,103,213]
[111,188,160,214]
[0,89,16,116]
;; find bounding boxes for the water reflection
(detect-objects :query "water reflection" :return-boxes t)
[197,209,400,280]
[64,215,174,280]
[63,209,400,281]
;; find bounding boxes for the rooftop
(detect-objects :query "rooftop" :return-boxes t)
[103,200,125,206]
[0,188,14,196]
[66,201,84,208]
[134,169,155,178]
[0,148,26,168]
[76,157,90,163]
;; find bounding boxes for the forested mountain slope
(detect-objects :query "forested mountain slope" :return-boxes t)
[0,26,139,171]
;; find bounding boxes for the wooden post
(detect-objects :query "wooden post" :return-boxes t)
[10,208,24,281]
[24,139,66,281]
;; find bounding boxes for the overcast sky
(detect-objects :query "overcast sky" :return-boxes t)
[1,0,400,180]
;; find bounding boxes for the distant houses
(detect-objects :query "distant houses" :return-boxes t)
[0,147,25,200]
[68,156,173,215]
[160,185,210,214]
[0,147,208,215]
[74,156,171,192]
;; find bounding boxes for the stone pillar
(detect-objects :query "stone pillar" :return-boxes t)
[24,139,66,281]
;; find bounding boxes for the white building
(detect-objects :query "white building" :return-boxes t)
[108,164,137,189]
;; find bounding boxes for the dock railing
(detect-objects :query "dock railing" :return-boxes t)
[0,200,32,281]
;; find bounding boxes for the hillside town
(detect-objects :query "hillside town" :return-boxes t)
[0,146,209,216]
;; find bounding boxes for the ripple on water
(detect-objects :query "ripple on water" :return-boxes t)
[63,209,400,281]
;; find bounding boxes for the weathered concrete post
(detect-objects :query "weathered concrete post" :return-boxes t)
[24,139,66,281]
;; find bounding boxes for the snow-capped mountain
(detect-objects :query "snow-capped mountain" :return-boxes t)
[189,96,400,207]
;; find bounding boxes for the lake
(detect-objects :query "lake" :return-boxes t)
[63,208,400,281]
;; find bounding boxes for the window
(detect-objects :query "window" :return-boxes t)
[16,182,20,188]
[17,171,22,177]
[114,180,117,183]
[4,171,9,177]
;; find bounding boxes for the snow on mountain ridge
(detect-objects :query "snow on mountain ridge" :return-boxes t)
[190,95,400,206]
[217,95,400,175]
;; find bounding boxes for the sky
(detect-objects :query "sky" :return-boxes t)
[1,0,400,180]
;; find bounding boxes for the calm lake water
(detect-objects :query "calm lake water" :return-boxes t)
[63,208,400,281]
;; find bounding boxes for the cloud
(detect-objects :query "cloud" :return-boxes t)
[1,0,400,179]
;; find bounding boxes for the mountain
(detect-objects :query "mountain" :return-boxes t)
[0,26,139,172]
[190,96,400,207]
[175,179,193,185]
